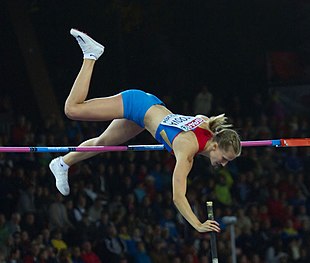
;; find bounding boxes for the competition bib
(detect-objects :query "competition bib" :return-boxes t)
[161,114,205,131]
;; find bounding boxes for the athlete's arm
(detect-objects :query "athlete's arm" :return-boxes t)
[172,137,220,233]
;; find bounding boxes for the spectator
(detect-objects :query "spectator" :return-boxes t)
[149,239,169,263]
[71,246,85,263]
[160,209,179,241]
[84,182,98,203]
[149,162,164,192]
[75,213,95,243]
[99,224,127,263]
[118,225,136,259]
[265,237,288,263]
[137,195,156,225]
[133,241,151,263]
[23,242,41,263]
[6,212,21,236]
[41,228,51,247]
[88,198,103,223]
[11,115,29,145]
[50,229,68,252]
[214,172,233,207]
[0,214,9,248]
[20,212,38,240]
[8,247,21,263]
[124,193,137,215]
[0,167,16,217]
[108,195,126,223]
[48,193,74,232]
[133,183,146,204]
[93,163,108,195]
[16,185,36,216]
[81,241,101,263]
[94,211,111,239]
[120,176,135,200]
[71,246,84,263]
[236,208,252,233]
[73,194,88,223]
[35,186,53,220]
[64,198,76,226]
[267,188,286,228]
[58,249,71,263]
[281,219,299,240]
[193,85,213,116]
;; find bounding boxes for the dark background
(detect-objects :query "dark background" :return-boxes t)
[1,0,310,120]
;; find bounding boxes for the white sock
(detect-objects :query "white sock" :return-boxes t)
[59,156,70,170]
[84,54,97,60]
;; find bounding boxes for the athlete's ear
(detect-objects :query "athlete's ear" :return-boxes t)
[211,142,218,151]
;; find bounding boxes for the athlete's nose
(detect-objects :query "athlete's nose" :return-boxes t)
[221,160,228,167]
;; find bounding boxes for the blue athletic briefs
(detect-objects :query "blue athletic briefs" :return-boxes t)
[121,89,164,128]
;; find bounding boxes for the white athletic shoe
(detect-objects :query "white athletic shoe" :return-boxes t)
[49,157,70,196]
[70,28,104,60]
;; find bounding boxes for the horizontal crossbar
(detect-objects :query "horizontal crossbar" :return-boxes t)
[0,138,309,153]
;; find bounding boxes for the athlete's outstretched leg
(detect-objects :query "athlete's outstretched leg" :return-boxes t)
[49,29,131,196]
[64,29,124,121]
[50,119,144,196]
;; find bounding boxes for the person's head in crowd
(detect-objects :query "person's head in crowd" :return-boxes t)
[29,242,41,257]
[65,198,74,210]
[23,212,35,226]
[13,231,21,245]
[132,227,143,242]
[41,228,51,245]
[152,238,165,252]
[81,213,90,225]
[10,212,21,225]
[51,229,63,241]
[199,255,209,263]
[0,213,6,227]
[99,210,109,224]
[81,241,93,253]
[172,256,181,263]
[54,192,64,203]
[136,241,147,253]
[58,248,71,263]
[9,247,21,262]
[71,246,81,259]
[76,194,87,209]
[106,223,117,238]
[38,248,49,262]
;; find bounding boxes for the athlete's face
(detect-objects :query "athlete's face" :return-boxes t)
[209,144,237,167]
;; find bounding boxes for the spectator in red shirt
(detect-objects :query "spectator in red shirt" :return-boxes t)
[81,241,101,263]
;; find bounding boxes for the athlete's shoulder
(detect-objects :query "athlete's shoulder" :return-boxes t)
[173,131,198,157]
[195,114,209,121]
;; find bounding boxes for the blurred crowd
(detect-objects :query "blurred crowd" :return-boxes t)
[0,87,309,263]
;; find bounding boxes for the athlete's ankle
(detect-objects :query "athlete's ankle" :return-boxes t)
[60,156,70,170]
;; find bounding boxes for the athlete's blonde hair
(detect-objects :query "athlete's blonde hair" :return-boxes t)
[200,114,242,156]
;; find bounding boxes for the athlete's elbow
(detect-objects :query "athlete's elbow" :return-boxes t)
[172,193,184,205]
[64,103,79,120]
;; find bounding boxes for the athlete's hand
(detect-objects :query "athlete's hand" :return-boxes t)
[196,220,221,233]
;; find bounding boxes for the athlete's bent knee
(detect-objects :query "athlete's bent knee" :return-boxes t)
[94,136,106,146]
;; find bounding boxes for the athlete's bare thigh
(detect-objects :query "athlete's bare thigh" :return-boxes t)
[96,119,144,145]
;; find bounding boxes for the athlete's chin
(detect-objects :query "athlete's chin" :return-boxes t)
[211,161,220,168]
